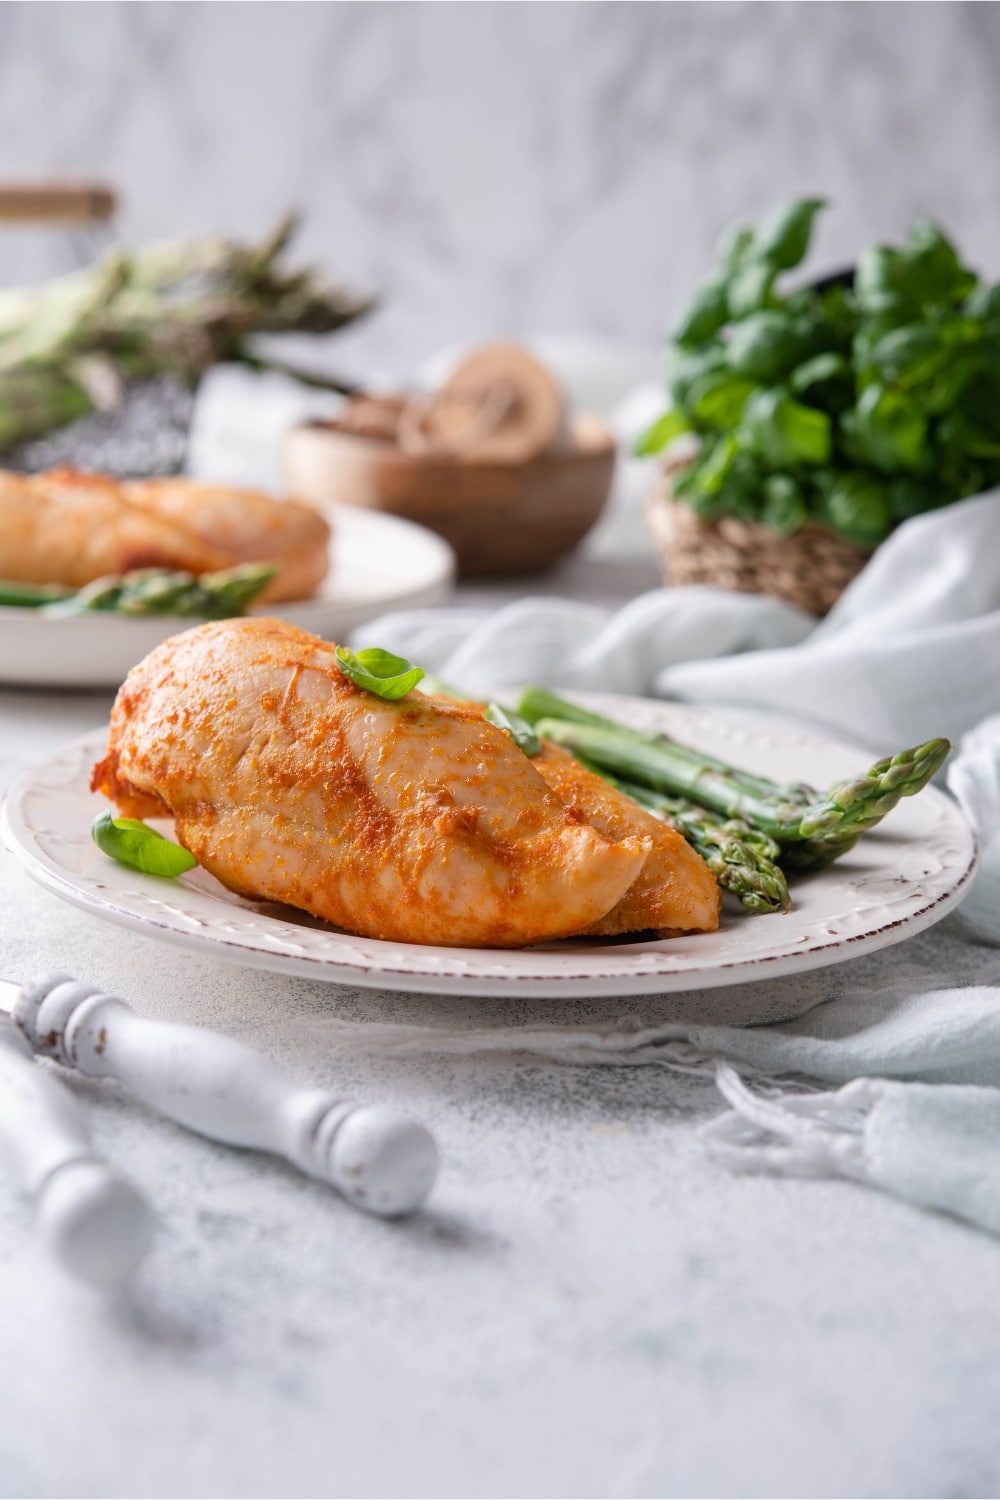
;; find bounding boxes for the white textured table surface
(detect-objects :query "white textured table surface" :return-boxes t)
[3,590,1000,1498]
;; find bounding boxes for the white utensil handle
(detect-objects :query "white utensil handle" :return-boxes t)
[16,976,438,1218]
[0,1011,152,1287]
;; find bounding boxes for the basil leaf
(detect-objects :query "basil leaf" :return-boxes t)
[889,477,943,522]
[726,261,776,320]
[761,474,808,535]
[790,353,853,410]
[964,282,1000,322]
[740,390,832,467]
[485,704,541,757]
[753,198,826,272]
[672,276,731,346]
[688,371,758,428]
[669,344,727,409]
[901,222,976,307]
[726,312,804,383]
[864,325,949,387]
[821,474,893,548]
[855,384,927,472]
[335,646,425,700]
[633,407,691,457]
[693,434,740,496]
[716,223,755,271]
[854,246,916,318]
[91,813,197,878]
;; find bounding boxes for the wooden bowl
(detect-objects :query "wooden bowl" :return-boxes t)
[284,411,616,577]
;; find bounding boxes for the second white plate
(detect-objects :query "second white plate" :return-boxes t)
[1,697,977,999]
[0,503,456,690]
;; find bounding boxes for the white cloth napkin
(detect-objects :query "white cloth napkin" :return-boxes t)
[311,952,1000,1237]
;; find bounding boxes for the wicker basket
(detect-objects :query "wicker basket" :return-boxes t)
[647,468,874,617]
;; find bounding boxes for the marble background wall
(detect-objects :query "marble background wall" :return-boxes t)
[0,1,998,380]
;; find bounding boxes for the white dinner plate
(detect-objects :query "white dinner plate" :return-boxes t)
[0,503,455,689]
[1,697,976,998]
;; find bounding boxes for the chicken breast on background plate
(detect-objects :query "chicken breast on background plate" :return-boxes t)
[0,468,225,588]
[91,617,654,949]
[0,468,330,603]
[122,478,329,603]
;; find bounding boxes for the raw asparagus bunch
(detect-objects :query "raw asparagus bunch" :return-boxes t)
[517,688,950,875]
[0,562,276,619]
[0,215,372,454]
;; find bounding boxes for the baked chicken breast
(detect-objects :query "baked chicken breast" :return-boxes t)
[530,742,721,936]
[0,467,329,602]
[91,618,650,948]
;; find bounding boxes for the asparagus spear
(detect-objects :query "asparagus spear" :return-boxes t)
[518,688,950,862]
[517,687,815,807]
[36,562,276,619]
[783,739,954,870]
[0,579,73,608]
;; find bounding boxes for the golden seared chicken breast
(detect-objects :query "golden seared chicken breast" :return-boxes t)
[122,479,329,603]
[0,467,330,602]
[91,618,649,948]
[530,742,721,936]
[0,468,227,588]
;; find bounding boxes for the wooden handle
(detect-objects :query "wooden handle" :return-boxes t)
[0,1012,151,1286]
[0,181,117,224]
[17,976,439,1219]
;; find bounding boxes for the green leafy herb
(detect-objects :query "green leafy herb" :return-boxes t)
[689,371,758,428]
[740,390,832,467]
[484,703,541,757]
[726,261,776,320]
[650,197,999,549]
[634,407,690,457]
[335,646,425,700]
[672,276,731,346]
[91,813,197,878]
[726,312,804,383]
[855,384,927,472]
[753,198,826,272]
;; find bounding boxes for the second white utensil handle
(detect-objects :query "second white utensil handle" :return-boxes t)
[0,1012,152,1287]
[16,976,438,1218]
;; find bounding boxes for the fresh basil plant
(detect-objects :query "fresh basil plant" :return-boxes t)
[641,199,1000,547]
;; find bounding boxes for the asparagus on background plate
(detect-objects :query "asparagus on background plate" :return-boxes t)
[0,562,276,619]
